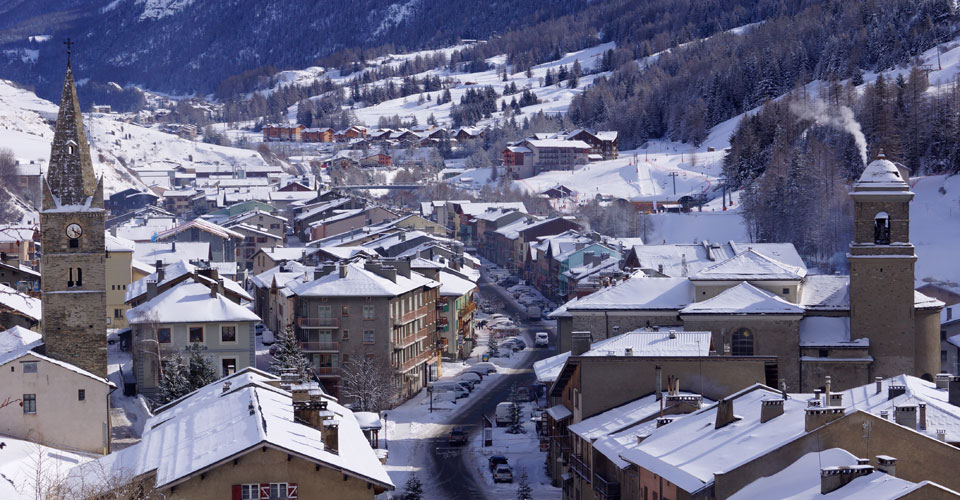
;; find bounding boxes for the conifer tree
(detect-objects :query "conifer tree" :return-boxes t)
[516,468,532,500]
[186,343,217,389]
[402,473,423,500]
[157,352,190,404]
[271,327,309,382]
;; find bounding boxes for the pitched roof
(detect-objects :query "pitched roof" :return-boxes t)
[0,283,40,321]
[565,275,694,311]
[291,263,438,298]
[0,326,112,385]
[156,218,244,241]
[126,281,259,324]
[581,330,711,357]
[133,241,210,265]
[105,232,135,252]
[798,316,869,347]
[681,282,804,315]
[689,248,806,281]
[799,275,850,311]
[438,270,477,296]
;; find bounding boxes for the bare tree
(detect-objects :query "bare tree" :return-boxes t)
[339,354,397,412]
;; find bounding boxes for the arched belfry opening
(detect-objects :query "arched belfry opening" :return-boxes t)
[874,212,890,244]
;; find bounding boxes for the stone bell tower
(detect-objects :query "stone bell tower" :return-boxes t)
[39,55,107,378]
[848,152,932,380]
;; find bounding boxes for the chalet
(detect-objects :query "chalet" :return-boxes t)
[301,127,335,142]
[361,153,392,167]
[262,124,306,142]
[107,188,159,214]
[566,129,619,160]
[454,127,483,141]
[156,218,245,263]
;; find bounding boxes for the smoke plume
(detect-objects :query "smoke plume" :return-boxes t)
[789,98,867,166]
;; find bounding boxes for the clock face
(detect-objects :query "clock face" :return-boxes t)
[66,223,82,239]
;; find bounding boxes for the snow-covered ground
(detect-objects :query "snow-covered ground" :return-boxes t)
[106,332,152,449]
[0,435,97,499]
[911,173,960,289]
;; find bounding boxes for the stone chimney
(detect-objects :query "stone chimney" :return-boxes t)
[210,281,218,298]
[876,455,897,477]
[821,465,874,494]
[664,394,702,415]
[894,405,917,429]
[146,280,158,300]
[950,378,960,407]
[936,373,952,390]
[314,263,337,280]
[761,399,784,423]
[919,403,927,431]
[339,264,349,279]
[656,417,673,428]
[322,419,340,453]
[805,407,845,432]
[571,332,592,356]
[829,393,843,407]
[155,260,165,281]
[888,384,906,400]
[824,376,832,407]
[393,259,412,279]
[715,398,737,429]
[222,381,232,393]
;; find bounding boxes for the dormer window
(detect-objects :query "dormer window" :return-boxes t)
[874,212,891,245]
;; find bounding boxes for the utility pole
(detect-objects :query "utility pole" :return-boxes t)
[668,172,678,196]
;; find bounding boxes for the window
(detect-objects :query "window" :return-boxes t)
[270,483,289,499]
[874,212,891,244]
[221,325,237,343]
[363,330,375,344]
[731,328,754,356]
[341,306,349,316]
[189,326,204,343]
[21,361,37,373]
[78,389,85,401]
[270,223,280,229]
[782,288,789,295]
[240,484,258,500]
[69,238,78,248]
[222,358,237,377]
[77,268,82,287]
[256,237,267,243]
[114,308,122,318]
[363,305,375,320]
[157,327,171,343]
[68,268,74,287]
[819,349,829,358]
[341,329,349,340]
[22,394,36,414]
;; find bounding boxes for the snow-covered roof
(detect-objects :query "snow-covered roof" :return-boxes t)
[915,290,945,310]
[131,259,156,275]
[729,448,930,500]
[127,281,260,324]
[546,404,572,421]
[257,247,306,262]
[565,275,693,311]
[250,261,312,289]
[126,259,250,302]
[525,139,592,149]
[628,242,804,278]
[0,434,97,500]
[621,386,808,493]
[156,218,244,241]
[438,270,476,296]
[0,283,40,321]
[105,232,135,252]
[133,241,210,265]
[0,225,35,243]
[690,248,806,281]
[839,375,960,443]
[798,316,869,347]
[855,156,909,189]
[291,263,438,298]
[681,282,804,315]
[68,371,392,491]
[800,275,850,311]
[316,245,380,260]
[533,351,570,384]
[457,202,527,216]
[354,412,382,430]
[0,325,42,364]
[581,330,711,357]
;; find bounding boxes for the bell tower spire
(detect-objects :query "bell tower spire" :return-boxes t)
[44,42,99,209]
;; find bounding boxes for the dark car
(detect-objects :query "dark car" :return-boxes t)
[488,455,509,471]
[449,427,468,446]
[500,277,519,287]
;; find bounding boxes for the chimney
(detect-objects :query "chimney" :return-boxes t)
[656,364,662,401]
[657,263,664,274]
[760,399,784,423]
[876,377,883,394]
[715,398,737,429]
[888,384,906,401]
[950,378,960,407]
[171,241,176,252]
[824,376,831,407]
[314,263,336,280]
[624,347,633,356]
[894,405,917,429]
[876,455,897,477]
[829,393,843,407]
[393,259,412,279]
[936,373,952,390]
[805,407,845,432]
[222,381,232,393]
[322,419,340,453]
[571,332,592,356]
[656,417,673,428]
[210,281,218,298]
[156,260,165,281]
[937,429,947,442]
[821,465,874,494]
[217,278,225,296]
[147,280,158,300]
[919,403,927,430]
[880,410,888,420]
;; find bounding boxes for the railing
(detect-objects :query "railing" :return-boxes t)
[396,328,429,349]
[460,301,476,315]
[570,454,591,482]
[314,366,340,377]
[398,305,430,325]
[593,473,620,499]
[299,341,340,352]
[298,317,339,329]
[399,349,434,372]
[437,323,449,333]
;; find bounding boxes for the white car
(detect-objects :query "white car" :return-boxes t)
[535,331,549,347]
[493,463,514,483]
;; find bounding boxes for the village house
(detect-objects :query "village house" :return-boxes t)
[0,283,40,331]
[0,224,37,266]
[156,218,245,264]
[288,260,440,401]
[301,127,335,142]
[0,260,40,293]
[566,129,619,160]
[105,233,136,328]
[437,269,478,361]
[307,206,398,242]
[262,124,306,142]
[489,217,582,274]
[252,246,307,275]
[66,369,393,499]
[503,138,592,179]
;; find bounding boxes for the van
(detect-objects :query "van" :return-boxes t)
[430,382,469,399]
[496,401,517,426]
[535,331,549,347]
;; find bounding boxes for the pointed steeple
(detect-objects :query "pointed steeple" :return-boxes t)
[44,61,98,209]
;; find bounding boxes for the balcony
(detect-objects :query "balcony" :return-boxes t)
[298,317,339,329]
[397,305,430,325]
[398,349,434,373]
[570,454,591,482]
[299,341,340,352]
[437,323,449,333]
[314,366,340,377]
[395,328,429,350]
[593,473,620,499]
[460,301,476,316]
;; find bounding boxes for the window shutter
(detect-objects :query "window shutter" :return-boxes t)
[259,483,270,500]
[287,483,298,499]
[231,485,242,500]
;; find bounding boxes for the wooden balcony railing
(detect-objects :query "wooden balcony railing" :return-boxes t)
[299,342,340,352]
[593,473,620,499]
[314,366,340,377]
[570,454,591,482]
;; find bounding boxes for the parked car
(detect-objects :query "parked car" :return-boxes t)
[493,463,514,483]
[471,362,498,374]
[459,372,483,385]
[255,323,265,336]
[429,382,469,399]
[500,339,523,352]
[448,427,468,446]
[488,455,509,471]
[535,331,549,347]
[496,401,517,427]
[455,380,474,393]
[500,277,519,287]
[503,337,526,350]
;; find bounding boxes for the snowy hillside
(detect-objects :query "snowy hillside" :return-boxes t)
[911,174,960,288]
[0,79,270,196]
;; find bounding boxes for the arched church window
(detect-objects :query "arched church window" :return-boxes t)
[874,212,890,244]
[732,328,754,356]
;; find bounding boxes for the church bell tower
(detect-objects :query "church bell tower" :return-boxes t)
[40,53,107,378]
[848,152,933,380]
